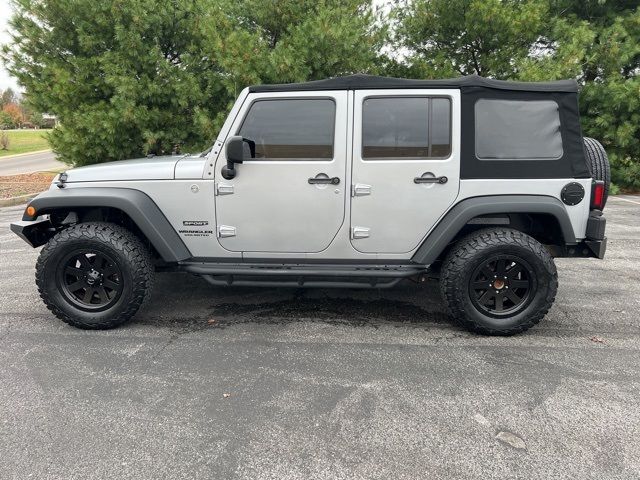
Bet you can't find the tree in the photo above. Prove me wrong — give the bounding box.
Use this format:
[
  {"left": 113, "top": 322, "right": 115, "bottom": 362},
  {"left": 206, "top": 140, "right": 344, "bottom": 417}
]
[
  {"left": 217, "top": 0, "right": 386, "bottom": 82},
  {"left": 0, "top": 110, "right": 13, "bottom": 129},
  {"left": 201, "top": 0, "right": 386, "bottom": 126},
  {"left": 393, "top": 0, "right": 549, "bottom": 78},
  {"left": 2, "top": 0, "right": 385, "bottom": 166},
  {"left": 1, "top": 87, "right": 17, "bottom": 107},
  {"left": 2, "top": 0, "right": 230, "bottom": 165},
  {"left": 547, "top": 1, "right": 640, "bottom": 191},
  {"left": 2, "top": 103, "right": 23, "bottom": 127}
]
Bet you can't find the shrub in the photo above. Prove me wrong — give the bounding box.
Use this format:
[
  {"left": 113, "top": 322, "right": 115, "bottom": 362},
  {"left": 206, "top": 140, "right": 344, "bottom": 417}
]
[{"left": 0, "top": 131, "right": 9, "bottom": 150}]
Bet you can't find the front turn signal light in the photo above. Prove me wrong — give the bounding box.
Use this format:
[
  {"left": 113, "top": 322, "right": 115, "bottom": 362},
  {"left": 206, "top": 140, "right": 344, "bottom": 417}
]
[{"left": 26, "top": 205, "right": 36, "bottom": 217}]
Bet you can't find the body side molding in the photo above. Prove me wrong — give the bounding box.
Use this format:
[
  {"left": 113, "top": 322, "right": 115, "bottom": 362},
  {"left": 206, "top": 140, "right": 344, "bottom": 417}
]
[
  {"left": 24, "top": 187, "right": 191, "bottom": 262},
  {"left": 411, "top": 195, "right": 576, "bottom": 265}
]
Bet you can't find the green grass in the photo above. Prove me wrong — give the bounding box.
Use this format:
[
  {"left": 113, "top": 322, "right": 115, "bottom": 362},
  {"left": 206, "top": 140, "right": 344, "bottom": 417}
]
[{"left": 0, "top": 129, "right": 52, "bottom": 157}]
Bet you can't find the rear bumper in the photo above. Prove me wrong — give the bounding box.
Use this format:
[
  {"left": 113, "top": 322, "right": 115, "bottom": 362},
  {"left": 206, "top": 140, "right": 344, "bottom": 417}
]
[
  {"left": 559, "top": 238, "right": 606, "bottom": 259},
  {"left": 586, "top": 210, "right": 606, "bottom": 241},
  {"left": 10, "top": 218, "right": 55, "bottom": 248},
  {"left": 558, "top": 210, "right": 606, "bottom": 259},
  {"left": 583, "top": 210, "right": 607, "bottom": 258},
  {"left": 584, "top": 237, "right": 607, "bottom": 259}
]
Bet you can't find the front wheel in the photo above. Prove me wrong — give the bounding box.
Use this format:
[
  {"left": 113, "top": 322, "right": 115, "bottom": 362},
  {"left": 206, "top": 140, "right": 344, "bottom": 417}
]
[
  {"left": 440, "top": 228, "right": 558, "bottom": 335},
  {"left": 36, "top": 222, "right": 155, "bottom": 329}
]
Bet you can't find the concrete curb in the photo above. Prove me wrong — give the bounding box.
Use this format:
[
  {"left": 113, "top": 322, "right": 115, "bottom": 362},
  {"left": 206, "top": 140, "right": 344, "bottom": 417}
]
[
  {"left": 0, "top": 149, "right": 53, "bottom": 160},
  {"left": 0, "top": 193, "right": 36, "bottom": 208}
]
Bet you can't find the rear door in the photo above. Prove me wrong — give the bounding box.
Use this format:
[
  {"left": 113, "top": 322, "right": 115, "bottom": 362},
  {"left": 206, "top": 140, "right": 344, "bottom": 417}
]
[
  {"left": 350, "top": 89, "right": 461, "bottom": 253},
  {"left": 214, "top": 91, "right": 348, "bottom": 253}
]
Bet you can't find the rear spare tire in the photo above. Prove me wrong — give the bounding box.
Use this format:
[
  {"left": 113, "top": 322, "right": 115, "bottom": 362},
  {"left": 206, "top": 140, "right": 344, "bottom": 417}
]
[{"left": 583, "top": 137, "right": 611, "bottom": 208}]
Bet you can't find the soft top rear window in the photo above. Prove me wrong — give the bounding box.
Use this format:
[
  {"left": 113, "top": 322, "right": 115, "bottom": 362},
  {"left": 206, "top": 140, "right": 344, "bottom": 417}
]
[{"left": 475, "top": 99, "right": 563, "bottom": 160}]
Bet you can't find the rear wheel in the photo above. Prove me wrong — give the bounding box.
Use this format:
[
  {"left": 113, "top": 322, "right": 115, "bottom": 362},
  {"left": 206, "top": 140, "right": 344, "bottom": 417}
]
[
  {"left": 36, "top": 222, "right": 154, "bottom": 329},
  {"left": 583, "top": 137, "right": 611, "bottom": 208},
  {"left": 440, "top": 228, "right": 557, "bottom": 335}
]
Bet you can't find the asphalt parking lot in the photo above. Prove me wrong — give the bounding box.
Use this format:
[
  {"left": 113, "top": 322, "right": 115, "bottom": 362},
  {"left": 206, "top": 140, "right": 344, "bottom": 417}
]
[{"left": 1, "top": 197, "right": 639, "bottom": 480}]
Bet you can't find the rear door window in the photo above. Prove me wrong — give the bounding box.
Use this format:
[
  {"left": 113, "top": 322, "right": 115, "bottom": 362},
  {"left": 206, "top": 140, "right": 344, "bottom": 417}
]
[{"left": 362, "top": 97, "right": 451, "bottom": 159}]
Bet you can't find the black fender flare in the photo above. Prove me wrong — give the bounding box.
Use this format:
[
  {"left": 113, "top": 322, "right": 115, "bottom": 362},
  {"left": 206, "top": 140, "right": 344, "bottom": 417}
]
[
  {"left": 411, "top": 195, "right": 576, "bottom": 265},
  {"left": 23, "top": 187, "right": 191, "bottom": 262}
]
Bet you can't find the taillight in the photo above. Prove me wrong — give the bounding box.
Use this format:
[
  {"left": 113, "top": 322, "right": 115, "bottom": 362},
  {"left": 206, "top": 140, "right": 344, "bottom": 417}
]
[{"left": 591, "top": 181, "right": 605, "bottom": 210}]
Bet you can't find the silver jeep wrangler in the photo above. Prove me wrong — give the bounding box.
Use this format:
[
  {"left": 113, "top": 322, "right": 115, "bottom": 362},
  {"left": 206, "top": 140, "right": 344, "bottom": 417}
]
[{"left": 10, "top": 74, "right": 609, "bottom": 335}]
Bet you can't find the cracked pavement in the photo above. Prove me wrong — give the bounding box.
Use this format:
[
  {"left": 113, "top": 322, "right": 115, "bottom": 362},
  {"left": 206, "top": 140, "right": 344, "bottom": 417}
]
[{"left": 1, "top": 196, "right": 640, "bottom": 479}]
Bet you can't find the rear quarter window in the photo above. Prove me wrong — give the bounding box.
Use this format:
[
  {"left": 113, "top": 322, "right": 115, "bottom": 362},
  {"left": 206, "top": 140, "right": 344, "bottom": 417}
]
[{"left": 475, "top": 99, "right": 563, "bottom": 160}]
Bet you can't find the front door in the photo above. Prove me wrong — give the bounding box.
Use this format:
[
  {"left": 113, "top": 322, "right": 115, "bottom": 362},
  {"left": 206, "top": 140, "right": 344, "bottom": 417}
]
[
  {"left": 350, "top": 89, "right": 461, "bottom": 253},
  {"left": 215, "top": 91, "right": 348, "bottom": 253}
]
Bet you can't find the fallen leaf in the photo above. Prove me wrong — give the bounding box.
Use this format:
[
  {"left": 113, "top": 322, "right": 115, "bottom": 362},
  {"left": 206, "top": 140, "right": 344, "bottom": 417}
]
[
  {"left": 496, "top": 431, "right": 527, "bottom": 450},
  {"left": 207, "top": 318, "right": 217, "bottom": 325},
  {"left": 473, "top": 413, "right": 491, "bottom": 427},
  {"left": 223, "top": 393, "right": 231, "bottom": 398},
  {"left": 590, "top": 336, "right": 606, "bottom": 344}
]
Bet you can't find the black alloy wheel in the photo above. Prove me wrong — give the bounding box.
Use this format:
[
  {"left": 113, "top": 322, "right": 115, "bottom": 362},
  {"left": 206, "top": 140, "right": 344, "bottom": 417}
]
[
  {"left": 57, "top": 249, "right": 124, "bottom": 311},
  {"left": 439, "top": 228, "right": 558, "bottom": 335},
  {"left": 469, "top": 255, "right": 535, "bottom": 317},
  {"left": 37, "top": 222, "right": 154, "bottom": 329}
]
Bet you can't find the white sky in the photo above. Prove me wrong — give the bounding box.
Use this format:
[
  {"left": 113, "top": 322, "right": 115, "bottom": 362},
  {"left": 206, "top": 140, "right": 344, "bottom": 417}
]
[{"left": 0, "top": 0, "right": 19, "bottom": 91}]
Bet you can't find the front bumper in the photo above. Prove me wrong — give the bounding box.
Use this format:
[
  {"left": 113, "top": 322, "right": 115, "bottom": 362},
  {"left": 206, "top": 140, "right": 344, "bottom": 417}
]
[{"left": 10, "top": 218, "right": 55, "bottom": 248}]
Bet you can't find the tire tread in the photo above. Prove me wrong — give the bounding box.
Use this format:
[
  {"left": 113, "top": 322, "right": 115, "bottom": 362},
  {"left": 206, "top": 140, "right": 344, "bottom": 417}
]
[
  {"left": 440, "top": 228, "right": 558, "bottom": 335},
  {"left": 583, "top": 137, "right": 610, "bottom": 207},
  {"left": 35, "top": 222, "right": 154, "bottom": 329}
]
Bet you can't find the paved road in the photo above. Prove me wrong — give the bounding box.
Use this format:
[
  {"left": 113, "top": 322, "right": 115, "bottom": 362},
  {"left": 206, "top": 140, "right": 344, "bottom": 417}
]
[
  {"left": 1, "top": 197, "right": 639, "bottom": 479},
  {"left": 0, "top": 150, "right": 66, "bottom": 176}
]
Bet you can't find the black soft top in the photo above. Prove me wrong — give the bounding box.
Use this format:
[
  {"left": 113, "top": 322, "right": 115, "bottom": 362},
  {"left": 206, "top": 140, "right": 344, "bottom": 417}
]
[{"left": 249, "top": 74, "right": 578, "bottom": 93}]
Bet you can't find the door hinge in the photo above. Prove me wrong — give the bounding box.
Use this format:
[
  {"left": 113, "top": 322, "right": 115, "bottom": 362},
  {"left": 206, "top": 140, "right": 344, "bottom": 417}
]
[
  {"left": 351, "top": 183, "right": 372, "bottom": 197},
  {"left": 215, "top": 183, "right": 234, "bottom": 196},
  {"left": 217, "top": 225, "right": 236, "bottom": 238},
  {"left": 351, "top": 226, "right": 370, "bottom": 239}
]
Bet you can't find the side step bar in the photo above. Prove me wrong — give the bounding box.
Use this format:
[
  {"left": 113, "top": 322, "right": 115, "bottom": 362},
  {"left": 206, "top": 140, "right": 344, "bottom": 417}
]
[
  {"left": 180, "top": 263, "right": 427, "bottom": 289},
  {"left": 200, "top": 275, "right": 404, "bottom": 289}
]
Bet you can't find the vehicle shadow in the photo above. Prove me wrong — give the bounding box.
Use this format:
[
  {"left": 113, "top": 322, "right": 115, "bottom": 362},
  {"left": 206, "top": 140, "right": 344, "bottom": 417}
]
[{"left": 137, "top": 272, "right": 455, "bottom": 332}]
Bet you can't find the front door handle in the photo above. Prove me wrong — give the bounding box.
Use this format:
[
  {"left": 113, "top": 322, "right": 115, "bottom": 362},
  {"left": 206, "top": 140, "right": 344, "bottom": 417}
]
[
  {"left": 308, "top": 175, "right": 340, "bottom": 185},
  {"left": 414, "top": 175, "right": 448, "bottom": 184}
]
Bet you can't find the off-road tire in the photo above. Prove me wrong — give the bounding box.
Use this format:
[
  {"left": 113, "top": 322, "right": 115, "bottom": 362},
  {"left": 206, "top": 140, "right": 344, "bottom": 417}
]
[
  {"left": 36, "top": 222, "right": 154, "bottom": 329},
  {"left": 583, "top": 137, "right": 610, "bottom": 208},
  {"left": 440, "top": 228, "right": 557, "bottom": 335}
]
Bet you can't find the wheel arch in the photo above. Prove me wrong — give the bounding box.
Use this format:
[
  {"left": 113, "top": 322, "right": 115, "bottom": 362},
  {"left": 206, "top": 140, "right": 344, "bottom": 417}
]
[
  {"left": 412, "top": 195, "right": 576, "bottom": 265},
  {"left": 23, "top": 187, "right": 191, "bottom": 263}
]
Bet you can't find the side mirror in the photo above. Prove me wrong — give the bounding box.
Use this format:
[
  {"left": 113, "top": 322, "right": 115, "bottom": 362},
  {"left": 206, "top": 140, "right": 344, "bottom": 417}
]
[{"left": 222, "top": 136, "right": 255, "bottom": 180}]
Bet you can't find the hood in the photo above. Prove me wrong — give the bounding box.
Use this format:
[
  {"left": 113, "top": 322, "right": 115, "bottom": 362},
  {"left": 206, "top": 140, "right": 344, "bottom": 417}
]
[{"left": 62, "top": 155, "right": 185, "bottom": 182}]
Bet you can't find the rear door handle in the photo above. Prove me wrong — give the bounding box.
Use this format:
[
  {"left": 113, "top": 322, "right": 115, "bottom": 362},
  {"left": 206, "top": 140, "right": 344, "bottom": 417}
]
[
  {"left": 308, "top": 176, "right": 340, "bottom": 185},
  {"left": 414, "top": 175, "right": 448, "bottom": 184}
]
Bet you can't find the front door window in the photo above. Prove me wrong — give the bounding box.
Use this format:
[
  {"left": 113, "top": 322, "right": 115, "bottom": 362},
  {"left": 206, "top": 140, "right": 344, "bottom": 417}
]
[{"left": 238, "top": 99, "right": 336, "bottom": 160}]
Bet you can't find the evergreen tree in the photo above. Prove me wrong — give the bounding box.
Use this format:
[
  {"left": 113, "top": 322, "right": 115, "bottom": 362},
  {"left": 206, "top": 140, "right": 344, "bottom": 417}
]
[
  {"left": 1, "top": 0, "right": 384, "bottom": 166},
  {"left": 549, "top": 1, "right": 640, "bottom": 190}
]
